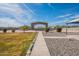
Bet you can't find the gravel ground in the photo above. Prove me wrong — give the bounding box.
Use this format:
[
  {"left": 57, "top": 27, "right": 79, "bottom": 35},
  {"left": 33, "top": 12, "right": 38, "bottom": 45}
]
[
  {"left": 45, "top": 38, "right": 79, "bottom": 56},
  {"left": 67, "top": 32, "right": 79, "bottom": 35},
  {"left": 43, "top": 32, "right": 66, "bottom": 37},
  {"left": 43, "top": 32, "right": 79, "bottom": 37}
]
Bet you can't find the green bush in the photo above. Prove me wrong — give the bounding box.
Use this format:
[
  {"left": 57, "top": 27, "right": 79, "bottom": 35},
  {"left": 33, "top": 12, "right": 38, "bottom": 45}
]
[{"left": 20, "top": 25, "right": 29, "bottom": 32}]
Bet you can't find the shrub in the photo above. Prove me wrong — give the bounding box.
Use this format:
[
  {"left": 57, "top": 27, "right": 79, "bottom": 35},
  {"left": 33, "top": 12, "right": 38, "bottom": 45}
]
[
  {"left": 45, "top": 27, "right": 50, "bottom": 33},
  {"left": 3, "top": 29, "right": 7, "bottom": 33},
  {"left": 55, "top": 25, "right": 62, "bottom": 32},
  {"left": 20, "top": 25, "right": 29, "bottom": 32},
  {"left": 12, "top": 29, "right": 15, "bottom": 33}
]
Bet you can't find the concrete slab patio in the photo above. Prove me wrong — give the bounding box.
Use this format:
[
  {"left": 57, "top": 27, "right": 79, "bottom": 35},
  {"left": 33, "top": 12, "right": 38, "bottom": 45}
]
[{"left": 30, "top": 31, "right": 50, "bottom": 56}]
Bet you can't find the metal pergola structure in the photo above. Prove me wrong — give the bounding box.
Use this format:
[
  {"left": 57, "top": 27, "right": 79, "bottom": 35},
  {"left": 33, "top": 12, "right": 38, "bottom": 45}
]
[
  {"left": 31, "top": 22, "right": 48, "bottom": 30},
  {"left": 66, "top": 19, "right": 79, "bottom": 35}
]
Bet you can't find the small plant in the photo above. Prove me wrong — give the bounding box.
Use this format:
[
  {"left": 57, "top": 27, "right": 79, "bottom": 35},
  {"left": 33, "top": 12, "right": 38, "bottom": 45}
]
[
  {"left": 12, "top": 29, "right": 15, "bottom": 33},
  {"left": 20, "top": 25, "right": 29, "bottom": 33},
  {"left": 55, "top": 25, "right": 62, "bottom": 32},
  {"left": 45, "top": 27, "right": 50, "bottom": 33},
  {"left": 3, "top": 29, "right": 7, "bottom": 33}
]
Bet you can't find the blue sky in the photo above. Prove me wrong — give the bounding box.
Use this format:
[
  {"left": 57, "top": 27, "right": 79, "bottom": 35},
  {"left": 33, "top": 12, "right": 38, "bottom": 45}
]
[{"left": 0, "top": 3, "right": 79, "bottom": 27}]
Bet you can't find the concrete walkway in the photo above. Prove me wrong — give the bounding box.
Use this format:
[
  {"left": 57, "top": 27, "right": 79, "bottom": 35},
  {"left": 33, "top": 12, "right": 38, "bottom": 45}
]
[{"left": 30, "top": 31, "right": 50, "bottom": 56}]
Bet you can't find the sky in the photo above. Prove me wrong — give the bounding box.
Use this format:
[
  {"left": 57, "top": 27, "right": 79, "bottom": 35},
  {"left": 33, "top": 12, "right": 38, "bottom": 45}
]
[{"left": 0, "top": 3, "right": 79, "bottom": 27}]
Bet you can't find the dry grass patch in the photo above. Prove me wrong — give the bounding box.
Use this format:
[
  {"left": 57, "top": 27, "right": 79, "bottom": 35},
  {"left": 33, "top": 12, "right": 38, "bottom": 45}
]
[{"left": 0, "top": 32, "right": 36, "bottom": 56}]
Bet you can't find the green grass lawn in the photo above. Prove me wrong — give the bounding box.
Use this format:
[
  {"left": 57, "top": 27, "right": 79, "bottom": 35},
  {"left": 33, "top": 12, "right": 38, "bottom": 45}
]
[{"left": 0, "top": 32, "right": 36, "bottom": 56}]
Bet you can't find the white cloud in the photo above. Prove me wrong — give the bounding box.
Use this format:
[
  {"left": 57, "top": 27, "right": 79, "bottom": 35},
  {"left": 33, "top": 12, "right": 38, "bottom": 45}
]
[
  {"left": 69, "top": 18, "right": 79, "bottom": 23},
  {"left": 52, "top": 14, "right": 79, "bottom": 25},
  {"left": 0, "top": 18, "right": 22, "bottom": 27},
  {"left": 52, "top": 20, "right": 65, "bottom": 24},
  {"left": 34, "top": 3, "right": 43, "bottom": 5},
  {"left": 57, "top": 14, "right": 72, "bottom": 18},
  {"left": 69, "top": 15, "right": 79, "bottom": 19},
  {"left": 21, "top": 4, "right": 36, "bottom": 15},
  {"left": 48, "top": 3, "right": 54, "bottom": 9},
  {"left": 0, "top": 3, "right": 34, "bottom": 27}
]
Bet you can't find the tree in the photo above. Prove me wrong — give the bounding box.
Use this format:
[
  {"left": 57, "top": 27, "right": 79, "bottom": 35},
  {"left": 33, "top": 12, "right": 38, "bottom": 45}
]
[
  {"left": 3, "top": 29, "right": 7, "bottom": 33},
  {"left": 12, "top": 29, "right": 15, "bottom": 33},
  {"left": 55, "top": 25, "right": 62, "bottom": 32},
  {"left": 20, "top": 25, "right": 29, "bottom": 32}
]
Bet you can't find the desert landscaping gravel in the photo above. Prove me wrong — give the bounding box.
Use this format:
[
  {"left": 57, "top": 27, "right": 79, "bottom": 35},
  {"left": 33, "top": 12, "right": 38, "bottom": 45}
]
[
  {"left": 43, "top": 32, "right": 79, "bottom": 37},
  {"left": 45, "top": 38, "right": 79, "bottom": 56},
  {"left": 43, "top": 32, "right": 66, "bottom": 37}
]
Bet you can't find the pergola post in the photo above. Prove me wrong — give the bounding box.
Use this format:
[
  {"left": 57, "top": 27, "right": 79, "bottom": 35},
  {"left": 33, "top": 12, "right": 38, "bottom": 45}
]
[
  {"left": 46, "top": 24, "right": 48, "bottom": 28},
  {"left": 66, "top": 23, "right": 68, "bottom": 35},
  {"left": 31, "top": 23, "right": 34, "bottom": 30}
]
